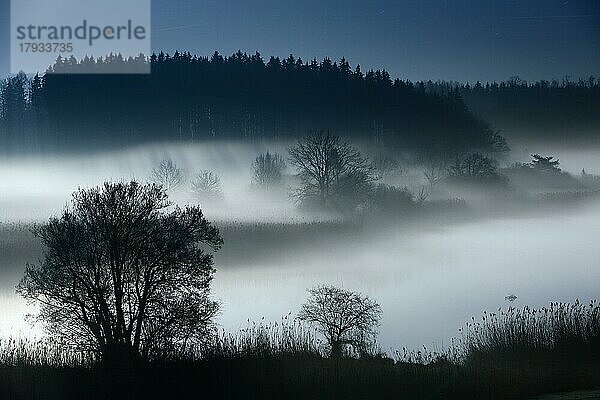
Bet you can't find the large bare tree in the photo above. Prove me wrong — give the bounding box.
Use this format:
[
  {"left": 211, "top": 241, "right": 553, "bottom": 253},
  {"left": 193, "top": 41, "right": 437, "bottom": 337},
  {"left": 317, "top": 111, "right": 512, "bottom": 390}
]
[
  {"left": 288, "top": 132, "right": 376, "bottom": 208},
  {"left": 17, "top": 181, "right": 222, "bottom": 362},
  {"left": 298, "top": 285, "right": 382, "bottom": 358}
]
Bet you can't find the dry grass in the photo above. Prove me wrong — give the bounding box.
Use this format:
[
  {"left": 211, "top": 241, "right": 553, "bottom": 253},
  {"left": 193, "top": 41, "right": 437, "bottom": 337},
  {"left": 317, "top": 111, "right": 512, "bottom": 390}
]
[{"left": 1, "top": 301, "right": 599, "bottom": 399}]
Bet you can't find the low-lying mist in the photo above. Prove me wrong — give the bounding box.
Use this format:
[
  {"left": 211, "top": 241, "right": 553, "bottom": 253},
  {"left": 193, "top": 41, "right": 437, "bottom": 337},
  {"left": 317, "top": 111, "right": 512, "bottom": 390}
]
[
  {"left": 1, "top": 139, "right": 599, "bottom": 221},
  {"left": 211, "top": 201, "right": 600, "bottom": 350},
  {"left": 0, "top": 141, "right": 308, "bottom": 223},
  {"left": 1, "top": 140, "right": 600, "bottom": 351}
]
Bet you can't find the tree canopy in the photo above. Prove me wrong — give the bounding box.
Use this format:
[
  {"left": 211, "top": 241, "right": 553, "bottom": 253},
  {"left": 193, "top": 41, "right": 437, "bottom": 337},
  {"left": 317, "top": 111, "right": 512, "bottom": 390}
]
[
  {"left": 298, "top": 285, "right": 382, "bottom": 358},
  {"left": 17, "top": 181, "right": 222, "bottom": 362},
  {"left": 151, "top": 159, "right": 185, "bottom": 191},
  {"left": 1, "top": 51, "right": 505, "bottom": 155},
  {"left": 420, "top": 76, "right": 600, "bottom": 142},
  {"left": 289, "top": 132, "right": 377, "bottom": 209},
  {"left": 529, "top": 154, "right": 561, "bottom": 173},
  {"left": 252, "top": 151, "right": 286, "bottom": 189}
]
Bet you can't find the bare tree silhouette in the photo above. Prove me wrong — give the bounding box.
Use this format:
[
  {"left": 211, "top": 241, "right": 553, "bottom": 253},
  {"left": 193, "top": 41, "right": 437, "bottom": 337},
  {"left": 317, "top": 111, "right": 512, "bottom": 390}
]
[
  {"left": 289, "top": 132, "right": 377, "bottom": 209},
  {"left": 298, "top": 285, "right": 382, "bottom": 358},
  {"left": 373, "top": 155, "right": 403, "bottom": 182},
  {"left": 151, "top": 159, "right": 185, "bottom": 191},
  {"left": 191, "top": 170, "right": 223, "bottom": 200},
  {"left": 17, "top": 181, "right": 222, "bottom": 363},
  {"left": 449, "top": 153, "right": 499, "bottom": 178},
  {"left": 423, "top": 164, "right": 445, "bottom": 188},
  {"left": 252, "top": 152, "right": 286, "bottom": 189}
]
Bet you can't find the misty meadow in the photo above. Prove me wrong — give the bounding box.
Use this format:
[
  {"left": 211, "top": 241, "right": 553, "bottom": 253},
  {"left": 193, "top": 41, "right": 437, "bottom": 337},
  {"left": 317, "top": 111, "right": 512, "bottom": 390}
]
[{"left": 1, "top": 39, "right": 600, "bottom": 400}]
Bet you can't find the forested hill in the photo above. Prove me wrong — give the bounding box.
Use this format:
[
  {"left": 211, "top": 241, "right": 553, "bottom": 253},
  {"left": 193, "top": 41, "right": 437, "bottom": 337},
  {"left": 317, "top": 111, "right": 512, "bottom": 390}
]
[
  {"left": 0, "top": 51, "right": 504, "bottom": 154},
  {"left": 421, "top": 77, "right": 600, "bottom": 143}
]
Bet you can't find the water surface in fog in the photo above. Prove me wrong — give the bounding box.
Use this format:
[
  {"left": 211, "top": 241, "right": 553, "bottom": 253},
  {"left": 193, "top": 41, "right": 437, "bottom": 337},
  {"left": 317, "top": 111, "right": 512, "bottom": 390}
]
[
  {"left": 0, "top": 142, "right": 599, "bottom": 351},
  {"left": 212, "top": 203, "right": 600, "bottom": 350}
]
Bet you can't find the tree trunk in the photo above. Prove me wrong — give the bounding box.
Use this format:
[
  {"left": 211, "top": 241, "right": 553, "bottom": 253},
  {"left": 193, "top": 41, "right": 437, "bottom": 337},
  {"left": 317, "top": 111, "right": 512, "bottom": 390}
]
[
  {"left": 330, "top": 340, "right": 343, "bottom": 359},
  {"left": 101, "top": 342, "right": 140, "bottom": 369}
]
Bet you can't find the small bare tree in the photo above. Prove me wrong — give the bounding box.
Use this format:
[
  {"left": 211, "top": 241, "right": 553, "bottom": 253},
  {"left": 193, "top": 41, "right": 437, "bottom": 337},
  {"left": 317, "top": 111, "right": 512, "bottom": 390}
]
[
  {"left": 191, "top": 170, "right": 223, "bottom": 200},
  {"left": 151, "top": 159, "right": 185, "bottom": 191},
  {"left": 298, "top": 285, "right": 382, "bottom": 358},
  {"left": 415, "top": 185, "right": 430, "bottom": 204},
  {"left": 423, "top": 164, "right": 445, "bottom": 188}
]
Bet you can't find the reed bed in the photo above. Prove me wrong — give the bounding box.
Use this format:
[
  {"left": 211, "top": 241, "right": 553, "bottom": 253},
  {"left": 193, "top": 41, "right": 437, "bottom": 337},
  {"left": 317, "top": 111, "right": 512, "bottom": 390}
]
[
  {"left": 206, "top": 316, "right": 322, "bottom": 359},
  {"left": 1, "top": 301, "right": 599, "bottom": 400},
  {"left": 0, "top": 337, "right": 96, "bottom": 367},
  {"left": 461, "top": 300, "right": 600, "bottom": 360}
]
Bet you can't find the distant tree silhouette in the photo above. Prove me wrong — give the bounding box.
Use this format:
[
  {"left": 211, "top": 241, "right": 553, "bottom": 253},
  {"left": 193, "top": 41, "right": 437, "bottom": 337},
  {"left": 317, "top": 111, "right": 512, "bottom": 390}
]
[
  {"left": 298, "top": 285, "right": 382, "bottom": 358},
  {"left": 191, "top": 170, "right": 223, "bottom": 200},
  {"left": 489, "top": 129, "right": 510, "bottom": 153},
  {"left": 580, "top": 168, "right": 600, "bottom": 187},
  {"left": 289, "top": 132, "right": 377, "bottom": 209},
  {"left": 0, "top": 72, "right": 28, "bottom": 147},
  {"left": 0, "top": 51, "right": 518, "bottom": 155},
  {"left": 252, "top": 152, "right": 286, "bottom": 189},
  {"left": 423, "top": 164, "right": 446, "bottom": 188},
  {"left": 373, "top": 155, "right": 403, "bottom": 181},
  {"left": 423, "top": 76, "right": 600, "bottom": 142},
  {"left": 17, "top": 181, "right": 222, "bottom": 362},
  {"left": 5, "top": 58, "right": 600, "bottom": 153},
  {"left": 448, "top": 153, "right": 501, "bottom": 178},
  {"left": 529, "top": 154, "right": 561, "bottom": 173},
  {"left": 368, "top": 184, "right": 416, "bottom": 213},
  {"left": 151, "top": 159, "right": 185, "bottom": 191}
]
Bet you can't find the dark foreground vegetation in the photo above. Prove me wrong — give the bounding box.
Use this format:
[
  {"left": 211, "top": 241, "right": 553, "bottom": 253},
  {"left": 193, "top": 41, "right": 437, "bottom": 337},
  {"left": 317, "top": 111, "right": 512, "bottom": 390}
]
[{"left": 1, "top": 300, "right": 598, "bottom": 400}]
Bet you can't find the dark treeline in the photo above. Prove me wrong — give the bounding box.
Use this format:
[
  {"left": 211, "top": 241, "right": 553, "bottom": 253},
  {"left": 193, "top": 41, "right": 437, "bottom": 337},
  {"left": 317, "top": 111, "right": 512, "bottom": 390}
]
[
  {"left": 0, "top": 51, "right": 500, "bottom": 154},
  {"left": 421, "top": 76, "right": 600, "bottom": 141}
]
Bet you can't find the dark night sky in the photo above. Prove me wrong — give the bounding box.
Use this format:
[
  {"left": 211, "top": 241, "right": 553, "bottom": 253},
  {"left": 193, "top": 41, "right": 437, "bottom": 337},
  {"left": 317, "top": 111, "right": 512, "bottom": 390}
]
[{"left": 1, "top": 0, "right": 598, "bottom": 82}]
